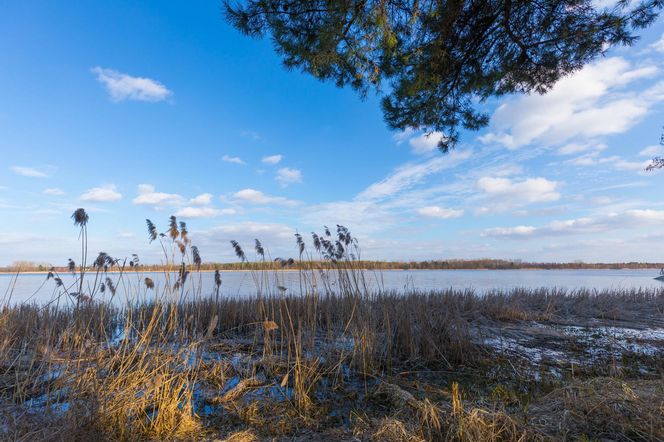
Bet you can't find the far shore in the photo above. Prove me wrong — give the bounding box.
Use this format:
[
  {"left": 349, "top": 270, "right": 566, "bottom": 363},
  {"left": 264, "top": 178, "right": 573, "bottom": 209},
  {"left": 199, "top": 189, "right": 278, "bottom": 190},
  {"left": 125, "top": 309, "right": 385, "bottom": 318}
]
[{"left": 2, "top": 266, "right": 664, "bottom": 276}]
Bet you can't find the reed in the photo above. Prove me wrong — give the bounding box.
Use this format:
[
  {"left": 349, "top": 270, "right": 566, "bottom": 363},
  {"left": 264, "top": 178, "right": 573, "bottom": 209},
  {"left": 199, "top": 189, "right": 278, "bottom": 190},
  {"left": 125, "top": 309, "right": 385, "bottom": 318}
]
[{"left": 0, "top": 210, "right": 662, "bottom": 441}]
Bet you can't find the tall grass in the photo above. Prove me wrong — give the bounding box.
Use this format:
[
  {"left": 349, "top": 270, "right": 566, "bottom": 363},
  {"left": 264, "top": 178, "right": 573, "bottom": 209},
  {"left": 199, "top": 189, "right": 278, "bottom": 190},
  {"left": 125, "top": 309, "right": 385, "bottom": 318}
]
[{"left": 1, "top": 209, "right": 663, "bottom": 441}]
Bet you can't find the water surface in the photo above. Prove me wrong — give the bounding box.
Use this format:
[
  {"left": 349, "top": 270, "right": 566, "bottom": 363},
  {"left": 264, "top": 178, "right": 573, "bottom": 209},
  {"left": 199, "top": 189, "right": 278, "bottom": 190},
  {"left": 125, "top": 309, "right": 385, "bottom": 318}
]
[{"left": 2, "top": 268, "right": 663, "bottom": 305}]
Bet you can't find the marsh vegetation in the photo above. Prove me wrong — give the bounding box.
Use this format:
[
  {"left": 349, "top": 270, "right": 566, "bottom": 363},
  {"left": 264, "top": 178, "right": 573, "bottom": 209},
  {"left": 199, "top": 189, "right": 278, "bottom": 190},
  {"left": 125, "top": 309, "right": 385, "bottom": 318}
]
[{"left": 1, "top": 210, "right": 662, "bottom": 441}]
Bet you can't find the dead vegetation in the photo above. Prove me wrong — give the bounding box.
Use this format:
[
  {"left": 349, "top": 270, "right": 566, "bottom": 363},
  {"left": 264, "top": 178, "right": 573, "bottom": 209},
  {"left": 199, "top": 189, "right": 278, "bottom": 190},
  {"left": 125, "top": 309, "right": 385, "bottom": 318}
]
[{"left": 0, "top": 211, "right": 662, "bottom": 441}]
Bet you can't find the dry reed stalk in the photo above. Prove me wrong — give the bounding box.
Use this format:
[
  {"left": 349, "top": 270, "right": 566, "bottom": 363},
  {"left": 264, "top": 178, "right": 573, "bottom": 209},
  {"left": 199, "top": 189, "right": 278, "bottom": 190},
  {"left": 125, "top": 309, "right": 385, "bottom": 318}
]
[{"left": 214, "top": 377, "right": 264, "bottom": 403}]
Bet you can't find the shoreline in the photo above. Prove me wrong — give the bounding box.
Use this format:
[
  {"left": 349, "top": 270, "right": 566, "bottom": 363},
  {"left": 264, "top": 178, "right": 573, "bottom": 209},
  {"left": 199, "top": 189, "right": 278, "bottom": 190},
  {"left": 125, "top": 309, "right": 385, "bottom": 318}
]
[{"left": 2, "top": 266, "right": 664, "bottom": 276}]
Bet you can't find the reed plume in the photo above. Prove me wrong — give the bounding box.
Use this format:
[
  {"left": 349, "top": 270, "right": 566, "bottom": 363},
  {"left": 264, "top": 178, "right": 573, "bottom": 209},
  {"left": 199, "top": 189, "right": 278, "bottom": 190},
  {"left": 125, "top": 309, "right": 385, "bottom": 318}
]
[{"left": 146, "top": 219, "right": 158, "bottom": 243}]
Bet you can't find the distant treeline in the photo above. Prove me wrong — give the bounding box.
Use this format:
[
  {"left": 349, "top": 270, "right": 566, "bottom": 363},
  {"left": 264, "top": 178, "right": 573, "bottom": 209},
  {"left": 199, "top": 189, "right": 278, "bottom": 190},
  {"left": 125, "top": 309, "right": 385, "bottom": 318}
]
[{"left": 4, "top": 259, "right": 664, "bottom": 273}]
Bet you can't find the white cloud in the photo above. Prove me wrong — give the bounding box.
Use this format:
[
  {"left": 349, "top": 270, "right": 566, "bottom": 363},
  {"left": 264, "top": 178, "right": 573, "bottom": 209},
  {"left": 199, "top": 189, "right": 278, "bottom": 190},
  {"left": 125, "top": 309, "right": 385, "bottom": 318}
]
[
  {"left": 194, "top": 222, "right": 296, "bottom": 258},
  {"left": 222, "top": 155, "right": 246, "bottom": 165},
  {"left": 189, "top": 193, "right": 213, "bottom": 205},
  {"left": 43, "top": 188, "right": 65, "bottom": 196},
  {"left": 80, "top": 184, "right": 122, "bottom": 202},
  {"left": 240, "top": 130, "right": 262, "bottom": 141},
  {"left": 476, "top": 177, "right": 560, "bottom": 204},
  {"left": 611, "top": 157, "right": 652, "bottom": 172},
  {"left": 484, "top": 209, "right": 664, "bottom": 239},
  {"left": 650, "top": 32, "right": 664, "bottom": 53},
  {"left": 132, "top": 184, "right": 185, "bottom": 207},
  {"left": 11, "top": 166, "right": 48, "bottom": 178},
  {"left": 480, "top": 57, "right": 660, "bottom": 149},
  {"left": 358, "top": 149, "right": 472, "bottom": 200},
  {"left": 484, "top": 225, "right": 538, "bottom": 238},
  {"left": 232, "top": 188, "right": 300, "bottom": 207},
  {"left": 91, "top": 67, "right": 171, "bottom": 102},
  {"left": 262, "top": 154, "right": 283, "bottom": 165},
  {"left": 175, "top": 206, "right": 236, "bottom": 218},
  {"left": 639, "top": 145, "right": 664, "bottom": 157},
  {"left": 393, "top": 127, "right": 415, "bottom": 145},
  {"left": 565, "top": 153, "right": 652, "bottom": 172},
  {"left": 408, "top": 132, "right": 447, "bottom": 154},
  {"left": 304, "top": 200, "right": 394, "bottom": 235},
  {"left": 557, "top": 142, "right": 606, "bottom": 156},
  {"left": 416, "top": 206, "right": 464, "bottom": 219},
  {"left": 591, "top": 196, "right": 613, "bottom": 205},
  {"left": 275, "top": 167, "right": 302, "bottom": 187}
]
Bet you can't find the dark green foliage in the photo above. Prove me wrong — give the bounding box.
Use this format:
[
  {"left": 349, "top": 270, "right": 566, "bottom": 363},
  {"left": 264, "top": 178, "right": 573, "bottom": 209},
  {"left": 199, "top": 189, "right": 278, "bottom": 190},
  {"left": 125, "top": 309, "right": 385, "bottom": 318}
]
[{"left": 225, "top": 0, "right": 662, "bottom": 150}]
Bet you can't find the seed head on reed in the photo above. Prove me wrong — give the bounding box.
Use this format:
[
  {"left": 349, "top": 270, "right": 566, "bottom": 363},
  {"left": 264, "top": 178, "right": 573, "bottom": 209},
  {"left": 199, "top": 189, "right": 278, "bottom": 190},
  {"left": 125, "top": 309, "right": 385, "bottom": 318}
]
[
  {"left": 214, "top": 269, "right": 222, "bottom": 289},
  {"left": 93, "top": 252, "right": 109, "bottom": 270},
  {"left": 295, "top": 233, "right": 305, "bottom": 256},
  {"left": 168, "top": 216, "right": 179, "bottom": 240},
  {"left": 192, "top": 246, "right": 202, "bottom": 269},
  {"left": 274, "top": 257, "right": 295, "bottom": 267},
  {"left": 71, "top": 208, "right": 89, "bottom": 226},
  {"left": 179, "top": 221, "right": 189, "bottom": 242},
  {"left": 67, "top": 258, "right": 76, "bottom": 274},
  {"left": 146, "top": 219, "right": 158, "bottom": 243},
  {"left": 145, "top": 277, "right": 155, "bottom": 289},
  {"left": 335, "top": 241, "right": 345, "bottom": 259},
  {"left": 176, "top": 240, "right": 186, "bottom": 255},
  {"left": 336, "top": 224, "right": 352, "bottom": 246},
  {"left": 311, "top": 233, "right": 321, "bottom": 252},
  {"left": 254, "top": 239, "right": 264, "bottom": 259},
  {"left": 105, "top": 277, "right": 116, "bottom": 295},
  {"left": 178, "top": 263, "right": 189, "bottom": 286},
  {"left": 230, "top": 240, "right": 246, "bottom": 262}
]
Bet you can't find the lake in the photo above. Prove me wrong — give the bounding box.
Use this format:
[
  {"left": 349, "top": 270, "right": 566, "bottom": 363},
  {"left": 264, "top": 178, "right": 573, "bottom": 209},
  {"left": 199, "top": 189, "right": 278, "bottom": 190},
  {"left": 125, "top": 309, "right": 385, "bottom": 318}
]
[{"left": 2, "top": 268, "right": 664, "bottom": 305}]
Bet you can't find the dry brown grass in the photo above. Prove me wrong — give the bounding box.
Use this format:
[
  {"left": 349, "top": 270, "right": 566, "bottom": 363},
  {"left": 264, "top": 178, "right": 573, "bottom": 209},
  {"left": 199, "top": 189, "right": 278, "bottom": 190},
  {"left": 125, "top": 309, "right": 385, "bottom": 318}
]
[
  {"left": 529, "top": 377, "right": 664, "bottom": 440},
  {"left": 1, "top": 213, "right": 663, "bottom": 441}
]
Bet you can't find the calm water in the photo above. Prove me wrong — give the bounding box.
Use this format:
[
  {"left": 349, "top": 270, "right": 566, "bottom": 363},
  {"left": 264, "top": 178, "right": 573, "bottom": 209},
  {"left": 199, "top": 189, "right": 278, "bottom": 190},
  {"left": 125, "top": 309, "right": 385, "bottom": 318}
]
[{"left": 2, "top": 269, "right": 664, "bottom": 305}]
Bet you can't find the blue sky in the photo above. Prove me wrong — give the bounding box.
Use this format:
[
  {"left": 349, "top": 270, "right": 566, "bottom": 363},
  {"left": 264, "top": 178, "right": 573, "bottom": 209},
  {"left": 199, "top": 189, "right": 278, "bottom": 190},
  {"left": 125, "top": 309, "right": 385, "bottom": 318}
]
[{"left": 1, "top": 1, "right": 664, "bottom": 265}]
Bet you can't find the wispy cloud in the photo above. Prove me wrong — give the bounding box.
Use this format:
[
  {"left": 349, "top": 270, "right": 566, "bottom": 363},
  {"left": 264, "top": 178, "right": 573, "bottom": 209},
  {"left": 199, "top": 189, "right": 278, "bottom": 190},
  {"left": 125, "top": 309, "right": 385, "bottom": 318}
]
[
  {"left": 565, "top": 153, "right": 652, "bottom": 173},
  {"left": 11, "top": 166, "right": 48, "bottom": 178},
  {"left": 261, "top": 154, "right": 283, "bottom": 165},
  {"left": 556, "top": 142, "right": 607, "bottom": 156},
  {"left": 275, "top": 167, "right": 302, "bottom": 187},
  {"left": 232, "top": 188, "right": 300, "bottom": 207},
  {"left": 194, "top": 222, "right": 295, "bottom": 258},
  {"left": 92, "top": 67, "right": 172, "bottom": 102},
  {"left": 392, "top": 127, "right": 415, "bottom": 145},
  {"left": 175, "top": 206, "right": 236, "bottom": 218},
  {"left": 80, "top": 184, "right": 122, "bottom": 202},
  {"left": 304, "top": 200, "right": 393, "bottom": 235},
  {"left": 222, "top": 155, "right": 246, "bottom": 165},
  {"left": 132, "top": 184, "right": 185, "bottom": 207},
  {"left": 241, "top": 130, "right": 262, "bottom": 141},
  {"left": 43, "top": 188, "right": 65, "bottom": 196},
  {"left": 416, "top": 206, "right": 464, "bottom": 219},
  {"left": 484, "top": 209, "right": 664, "bottom": 239},
  {"left": 357, "top": 149, "right": 472, "bottom": 201},
  {"left": 650, "top": 32, "right": 664, "bottom": 53},
  {"left": 639, "top": 145, "right": 664, "bottom": 157}
]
